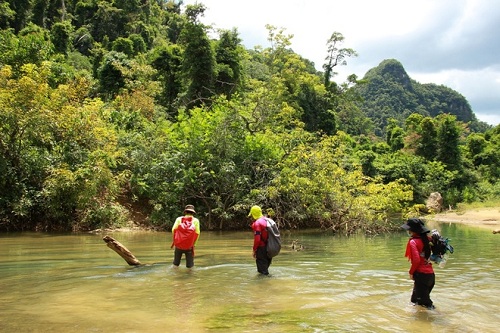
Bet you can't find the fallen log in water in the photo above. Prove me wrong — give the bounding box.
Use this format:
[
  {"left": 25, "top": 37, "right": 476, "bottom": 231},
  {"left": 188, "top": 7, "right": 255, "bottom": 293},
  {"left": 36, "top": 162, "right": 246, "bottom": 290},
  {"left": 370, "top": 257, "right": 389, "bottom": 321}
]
[{"left": 103, "top": 235, "right": 142, "bottom": 266}]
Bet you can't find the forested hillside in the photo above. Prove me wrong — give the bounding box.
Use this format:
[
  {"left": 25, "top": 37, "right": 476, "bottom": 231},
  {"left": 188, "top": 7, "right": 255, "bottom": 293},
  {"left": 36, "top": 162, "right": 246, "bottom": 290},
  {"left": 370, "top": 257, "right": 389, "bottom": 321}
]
[
  {"left": 0, "top": 0, "right": 498, "bottom": 233},
  {"left": 354, "top": 59, "right": 490, "bottom": 136}
]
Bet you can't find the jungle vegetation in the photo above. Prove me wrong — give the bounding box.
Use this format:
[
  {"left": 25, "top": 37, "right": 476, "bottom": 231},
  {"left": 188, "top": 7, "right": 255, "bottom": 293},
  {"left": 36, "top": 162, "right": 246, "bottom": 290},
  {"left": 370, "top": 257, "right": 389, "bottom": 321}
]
[{"left": 0, "top": 0, "right": 498, "bottom": 234}]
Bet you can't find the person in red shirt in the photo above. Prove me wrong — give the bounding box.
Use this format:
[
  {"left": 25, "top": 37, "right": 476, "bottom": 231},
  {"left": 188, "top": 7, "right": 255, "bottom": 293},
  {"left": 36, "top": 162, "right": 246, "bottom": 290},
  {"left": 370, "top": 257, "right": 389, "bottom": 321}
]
[
  {"left": 171, "top": 205, "right": 200, "bottom": 268},
  {"left": 401, "top": 218, "right": 435, "bottom": 309},
  {"left": 248, "top": 205, "right": 271, "bottom": 275}
]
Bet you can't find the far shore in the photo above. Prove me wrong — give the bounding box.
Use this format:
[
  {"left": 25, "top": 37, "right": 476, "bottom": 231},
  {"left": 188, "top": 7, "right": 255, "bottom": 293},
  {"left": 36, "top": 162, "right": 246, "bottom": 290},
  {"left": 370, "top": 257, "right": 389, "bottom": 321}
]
[
  {"left": 426, "top": 207, "right": 500, "bottom": 232},
  {"left": 95, "top": 207, "right": 500, "bottom": 234}
]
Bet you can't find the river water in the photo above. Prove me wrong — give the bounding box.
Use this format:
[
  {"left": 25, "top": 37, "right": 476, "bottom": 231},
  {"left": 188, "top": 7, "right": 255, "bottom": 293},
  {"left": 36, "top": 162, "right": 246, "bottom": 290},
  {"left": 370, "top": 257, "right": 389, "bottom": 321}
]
[{"left": 0, "top": 221, "right": 498, "bottom": 333}]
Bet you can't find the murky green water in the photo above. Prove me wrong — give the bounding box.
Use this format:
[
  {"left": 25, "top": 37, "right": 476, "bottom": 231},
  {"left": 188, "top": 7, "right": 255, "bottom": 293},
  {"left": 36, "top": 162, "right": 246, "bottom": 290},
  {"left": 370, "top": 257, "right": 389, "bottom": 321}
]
[{"left": 0, "top": 221, "right": 499, "bottom": 333}]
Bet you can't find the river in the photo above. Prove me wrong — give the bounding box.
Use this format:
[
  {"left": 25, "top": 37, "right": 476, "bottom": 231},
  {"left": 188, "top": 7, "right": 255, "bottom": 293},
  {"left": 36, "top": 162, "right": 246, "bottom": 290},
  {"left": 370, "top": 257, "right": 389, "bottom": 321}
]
[{"left": 0, "top": 221, "right": 498, "bottom": 332}]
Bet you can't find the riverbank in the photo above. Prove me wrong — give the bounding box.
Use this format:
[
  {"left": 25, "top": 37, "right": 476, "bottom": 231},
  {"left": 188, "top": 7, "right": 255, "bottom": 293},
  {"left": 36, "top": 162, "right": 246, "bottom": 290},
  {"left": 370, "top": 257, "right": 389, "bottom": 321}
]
[
  {"left": 427, "top": 207, "right": 500, "bottom": 232},
  {"left": 95, "top": 207, "right": 500, "bottom": 234}
]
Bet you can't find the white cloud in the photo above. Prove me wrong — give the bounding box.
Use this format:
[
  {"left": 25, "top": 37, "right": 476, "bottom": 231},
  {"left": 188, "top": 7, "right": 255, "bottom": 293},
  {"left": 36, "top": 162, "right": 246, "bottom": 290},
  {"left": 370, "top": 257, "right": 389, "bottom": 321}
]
[{"left": 185, "top": 0, "right": 500, "bottom": 126}]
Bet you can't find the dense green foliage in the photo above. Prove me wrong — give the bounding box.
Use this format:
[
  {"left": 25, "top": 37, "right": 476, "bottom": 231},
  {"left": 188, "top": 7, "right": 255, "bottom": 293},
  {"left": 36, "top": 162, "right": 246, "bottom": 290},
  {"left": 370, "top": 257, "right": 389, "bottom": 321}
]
[
  {"left": 355, "top": 59, "right": 490, "bottom": 136},
  {"left": 0, "top": 1, "right": 498, "bottom": 233}
]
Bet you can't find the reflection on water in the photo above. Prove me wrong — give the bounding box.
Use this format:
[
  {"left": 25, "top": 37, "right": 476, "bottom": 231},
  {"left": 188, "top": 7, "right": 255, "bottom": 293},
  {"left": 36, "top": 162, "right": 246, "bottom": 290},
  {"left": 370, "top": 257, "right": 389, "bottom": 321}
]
[{"left": 0, "top": 224, "right": 499, "bottom": 332}]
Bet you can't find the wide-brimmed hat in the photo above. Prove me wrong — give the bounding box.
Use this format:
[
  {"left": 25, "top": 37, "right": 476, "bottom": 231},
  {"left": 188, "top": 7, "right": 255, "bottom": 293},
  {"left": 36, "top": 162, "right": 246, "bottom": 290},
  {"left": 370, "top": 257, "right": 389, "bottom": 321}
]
[
  {"left": 401, "top": 218, "right": 430, "bottom": 234},
  {"left": 184, "top": 204, "right": 196, "bottom": 214}
]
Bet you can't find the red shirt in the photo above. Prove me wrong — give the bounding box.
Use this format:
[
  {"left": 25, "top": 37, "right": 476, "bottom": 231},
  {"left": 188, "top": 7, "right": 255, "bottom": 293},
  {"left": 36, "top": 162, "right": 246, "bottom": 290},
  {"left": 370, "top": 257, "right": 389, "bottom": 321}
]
[
  {"left": 252, "top": 217, "right": 268, "bottom": 251},
  {"left": 405, "top": 236, "right": 434, "bottom": 275}
]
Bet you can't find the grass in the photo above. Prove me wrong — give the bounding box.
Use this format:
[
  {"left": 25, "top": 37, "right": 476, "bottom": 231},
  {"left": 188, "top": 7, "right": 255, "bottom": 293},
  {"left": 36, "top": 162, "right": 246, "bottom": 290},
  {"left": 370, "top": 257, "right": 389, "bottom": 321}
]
[{"left": 456, "top": 199, "right": 500, "bottom": 212}]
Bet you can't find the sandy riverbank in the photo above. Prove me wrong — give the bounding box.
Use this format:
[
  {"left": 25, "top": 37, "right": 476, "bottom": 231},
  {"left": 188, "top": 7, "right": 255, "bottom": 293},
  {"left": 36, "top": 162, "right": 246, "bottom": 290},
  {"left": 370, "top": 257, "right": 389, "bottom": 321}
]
[{"left": 427, "top": 207, "right": 500, "bottom": 232}]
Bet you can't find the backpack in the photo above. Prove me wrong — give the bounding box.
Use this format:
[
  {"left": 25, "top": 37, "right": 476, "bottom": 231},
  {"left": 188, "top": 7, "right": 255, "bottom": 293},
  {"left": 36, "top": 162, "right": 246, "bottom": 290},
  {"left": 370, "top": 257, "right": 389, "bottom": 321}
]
[
  {"left": 173, "top": 216, "right": 198, "bottom": 250},
  {"left": 265, "top": 217, "right": 281, "bottom": 258},
  {"left": 429, "top": 229, "right": 454, "bottom": 264}
]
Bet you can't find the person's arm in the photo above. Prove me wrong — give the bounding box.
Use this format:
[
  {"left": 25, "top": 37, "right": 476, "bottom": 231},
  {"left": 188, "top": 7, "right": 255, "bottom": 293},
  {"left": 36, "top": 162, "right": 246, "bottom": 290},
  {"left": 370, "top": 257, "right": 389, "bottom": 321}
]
[
  {"left": 408, "top": 239, "right": 421, "bottom": 276},
  {"left": 194, "top": 218, "right": 200, "bottom": 246},
  {"left": 252, "top": 220, "right": 263, "bottom": 252},
  {"left": 253, "top": 232, "right": 261, "bottom": 251}
]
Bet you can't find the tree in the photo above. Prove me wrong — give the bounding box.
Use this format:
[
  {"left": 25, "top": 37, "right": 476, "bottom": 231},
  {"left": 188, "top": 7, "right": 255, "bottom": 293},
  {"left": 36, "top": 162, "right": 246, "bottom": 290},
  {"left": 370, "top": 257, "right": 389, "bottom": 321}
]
[
  {"left": 178, "top": 13, "right": 215, "bottom": 108},
  {"left": 323, "top": 32, "right": 357, "bottom": 89},
  {"left": 0, "top": 24, "right": 54, "bottom": 73},
  {"left": 357, "top": 149, "right": 377, "bottom": 177},
  {"left": 129, "top": 33, "right": 147, "bottom": 55},
  {"left": 389, "top": 126, "right": 405, "bottom": 151},
  {"left": 114, "top": 0, "right": 141, "bottom": 16},
  {"left": 4, "top": 0, "right": 31, "bottom": 32},
  {"left": 74, "top": 0, "right": 98, "bottom": 28},
  {"left": 50, "top": 21, "right": 73, "bottom": 55},
  {"left": 386, "top": 118, "right": 404, "bottom": 151},
  {"left": 416, "top": 117, "right": 438, "bottom": 160},
  {"left": 466, "top": 131, "right": 499, "bottom": 183},
  {"left": 112, "top": 37, "right": 134, "bottom": 56},
  {"left": 0, "top": 1, "right": 16, "bottom": 29},
  {"left": 268, "top": 134, "right": 413, "bottom": 233},
  {"left": 466, "top": 133, "right": 486, "bottom": 161},
  {"left": 164, "top": 0, "right": 185, "bottom": 44},
  {"left": 91, "top": 1, "right": 124, "bottom": 43},
  {"left": 337, "top": 103, "right": 373, "bottom": 136},
  {"left": 214, "top": 28, "right": 244, "bottom": 98},
  {"left": 72, "top": 26, "right": 94, "bottom": 56},
  {"left": 436, "top": 114, "right": 462, "bottom": 170},
  {"left": 97, "top": 51, "right": 129, "bottom": 99},
  {"left": 297, "top": 82, "right": 336, "bottom": 135},
  {"left": 184, "top": 2, "right": 206, "bottom": 24},
  {"left": 151, "top": 44, "right": 183, "bottom": 116},
  {"left": 32, "top": 0, "right": 49, "bottom": 28},
  {"left": 0, "top": 62, "right": 126, "bottom": 230}
]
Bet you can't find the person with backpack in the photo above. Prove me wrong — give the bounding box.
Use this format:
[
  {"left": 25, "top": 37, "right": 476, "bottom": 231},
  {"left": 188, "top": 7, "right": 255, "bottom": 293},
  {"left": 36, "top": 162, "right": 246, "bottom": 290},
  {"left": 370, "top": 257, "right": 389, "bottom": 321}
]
[
  {"left": 401, "top": 218, "right": 435, "bottom": 309},
  {"left": 171, "top": 205, "right": 200, "bottom": 268},
  {"left": 248, "top": 205, "right": 273, "bottom": 275}
]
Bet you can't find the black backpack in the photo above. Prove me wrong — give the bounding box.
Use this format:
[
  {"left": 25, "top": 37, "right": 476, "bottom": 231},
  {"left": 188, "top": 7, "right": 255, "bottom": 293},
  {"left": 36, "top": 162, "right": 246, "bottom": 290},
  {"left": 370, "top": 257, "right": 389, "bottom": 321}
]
[
  {"left": 430, "top": 229, "right": 454, "bottom": 262},
  {"left": 265, "top": 217, "right": 281, "bottom": 258}
]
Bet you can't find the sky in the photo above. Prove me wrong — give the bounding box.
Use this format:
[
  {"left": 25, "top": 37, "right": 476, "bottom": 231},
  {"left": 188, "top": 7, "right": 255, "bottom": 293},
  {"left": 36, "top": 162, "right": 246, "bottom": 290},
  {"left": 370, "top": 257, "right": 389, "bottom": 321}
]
[{"left": 184, "top": 0, "right": 500, "bottom": 126}]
